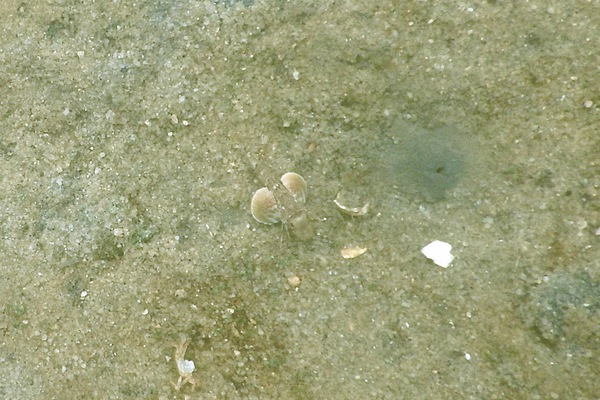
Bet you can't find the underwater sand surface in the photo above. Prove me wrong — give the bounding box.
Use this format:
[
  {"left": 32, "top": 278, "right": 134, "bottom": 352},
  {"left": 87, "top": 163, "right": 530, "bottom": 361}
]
[{"left": 1, "top": 1, "right": 599, "bottom": 398}]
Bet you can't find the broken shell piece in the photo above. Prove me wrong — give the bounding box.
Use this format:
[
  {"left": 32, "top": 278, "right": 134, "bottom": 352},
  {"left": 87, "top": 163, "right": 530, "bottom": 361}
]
[
  {"left": 341, "top": 245, "right": 367, "bottom": 259},
  {"left": 251, "top": 187, "right": 281, "bottom": 224},
  {"left": 280, "top": 172, "right": 307, "bottom": 203},
  {"left": 334, "top": 192, "right": 369, "bottom": 216},
  {"left": 421, "top": 240, "right": 454, "bottom": 268}
]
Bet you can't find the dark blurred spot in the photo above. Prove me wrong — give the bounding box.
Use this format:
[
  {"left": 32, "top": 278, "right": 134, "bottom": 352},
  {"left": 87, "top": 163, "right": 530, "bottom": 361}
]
[{"left": 379, "top": 122, "right": 472, "bottom": 202}]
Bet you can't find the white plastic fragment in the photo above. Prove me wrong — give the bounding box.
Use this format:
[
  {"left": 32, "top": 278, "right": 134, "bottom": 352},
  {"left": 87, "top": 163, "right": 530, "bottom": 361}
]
[{"left": 421, "top": 240, "right": 454, "bottom": 268}]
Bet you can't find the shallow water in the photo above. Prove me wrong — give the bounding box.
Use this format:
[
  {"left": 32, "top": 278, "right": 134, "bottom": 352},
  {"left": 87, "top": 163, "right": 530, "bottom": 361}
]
[{"left": 1, "top": 1, "right": 598, "bottom": 399}]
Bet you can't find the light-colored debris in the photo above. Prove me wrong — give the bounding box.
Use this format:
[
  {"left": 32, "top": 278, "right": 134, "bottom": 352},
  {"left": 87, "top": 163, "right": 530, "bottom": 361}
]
[
  {"left": 341, "top": 245, "right": 368, "bottom": 259},
  {"left": 421, "top": 240, "right": 454, "bottom": 268},
  {"left": 333, "top": 192, "right": 369, "bottom": 216},
  {"left": 287, "top": 275, "right": 301, "bottom": 287}
]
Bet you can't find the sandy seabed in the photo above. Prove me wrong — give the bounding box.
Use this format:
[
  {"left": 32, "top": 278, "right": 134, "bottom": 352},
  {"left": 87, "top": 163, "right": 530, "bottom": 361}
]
[{"left": 1, "top": 1, "right": 599, "bottom": 399}]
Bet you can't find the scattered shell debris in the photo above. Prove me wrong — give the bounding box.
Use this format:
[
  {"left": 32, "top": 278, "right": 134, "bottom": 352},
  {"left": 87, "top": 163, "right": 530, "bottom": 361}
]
[
  {"left": 251, "top": 173, "right": 371, "bottom": 245},
  {"left": 333, "top": 192, "right": 369, "bottom": 216},
  {"left": 251, "top": 187, "right": 281, "bottom": 224},
  {"left": 250, "top": 173, "right": 311, "bottom": 239},
  {"left": 421, "top": 240, "right": 454, "bottom": 268},
  {"left": 340, "top": 245, "right": 368, "bottom": 259}
]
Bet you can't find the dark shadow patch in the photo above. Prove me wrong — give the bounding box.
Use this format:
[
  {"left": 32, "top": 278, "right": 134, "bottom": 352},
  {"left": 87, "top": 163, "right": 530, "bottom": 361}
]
[
  {"left": 520, "top": 271, "right": 599, "bottom": 347},
  {"left": 377, "top": 121, "right": 477, "bottom": 202}
]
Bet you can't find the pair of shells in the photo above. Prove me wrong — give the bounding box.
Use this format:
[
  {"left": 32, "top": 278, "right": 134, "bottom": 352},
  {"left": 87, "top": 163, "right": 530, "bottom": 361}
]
[{"left": 251, "top": 172, "right": 307, "bottom": 224}]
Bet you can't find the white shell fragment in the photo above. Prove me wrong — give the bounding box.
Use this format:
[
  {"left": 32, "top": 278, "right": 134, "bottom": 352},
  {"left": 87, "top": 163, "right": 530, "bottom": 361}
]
[
  {"left": 421, "top": 240, "right": 454, "bottom": 268},
  {"left": 333, "top": 192, "right": 369, "bottom": 216},
  {"left": 173, "top": 336, "right": 196, "bottom": 390},
  {"left": 177, "top": 359, "right": 195, "bottom": 376},
  {"left": 251, "top": 187, "right": 281, "bottom": 224},
  {"left": 280, "top": 172, "right": 307, "bottom": 203},
  {"left": 341, "top": 245, "right": 367, "bottom": 259}
]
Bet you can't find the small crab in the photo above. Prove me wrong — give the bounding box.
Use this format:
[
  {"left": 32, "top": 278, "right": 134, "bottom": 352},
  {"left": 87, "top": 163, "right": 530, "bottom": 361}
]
[{"left": 172, "top": 336, "right": 197, "bottom": 391}]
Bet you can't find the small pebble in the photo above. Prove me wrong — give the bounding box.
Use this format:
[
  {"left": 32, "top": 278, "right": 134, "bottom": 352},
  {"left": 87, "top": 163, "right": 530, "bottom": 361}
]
[{"left": 287, "top": 275, "right": 301, "bottom": 287}]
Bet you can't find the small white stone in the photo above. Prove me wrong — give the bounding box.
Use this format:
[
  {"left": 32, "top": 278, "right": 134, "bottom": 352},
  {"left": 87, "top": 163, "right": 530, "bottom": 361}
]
[{"left": 421, "top": 240, "right": 454, "bottom": 268}]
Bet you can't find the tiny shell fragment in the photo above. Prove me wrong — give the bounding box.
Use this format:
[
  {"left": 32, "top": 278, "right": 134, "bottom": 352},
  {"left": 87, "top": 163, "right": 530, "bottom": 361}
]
[
  {"left": 280, "top": 172, "right": 307, "bottom": 203},
  {"left": 333, "top": 192, "right": 369, "bottom": 216},
  {"left": 251, "top": 187, "right": 281, "bottom": 224},
  {"left": 341, "top": 245, "right": 367, "bottom": 259}
]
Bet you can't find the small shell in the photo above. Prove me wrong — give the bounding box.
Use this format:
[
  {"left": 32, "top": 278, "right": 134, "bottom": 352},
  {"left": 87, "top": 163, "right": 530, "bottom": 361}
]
[
  {"left": 341, "top": 245, "right": 368, "bottom": 259},
  {"left": 333, "top": 192, "right": 369, "bottom": 216},
  {"left": 280, "top": 172, "right": 307, "bottom": 204},
  {"left": 251, "top": 187, "right": 281, "bottom": 224}
]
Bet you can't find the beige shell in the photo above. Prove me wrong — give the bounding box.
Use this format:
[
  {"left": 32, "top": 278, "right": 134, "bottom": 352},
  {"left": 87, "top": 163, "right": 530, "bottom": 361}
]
[
  {"left": 340, "top": 245, "right": 368, "bottom": 259},
  {"left": 251, "top": 187, "right": 281, "bottom": 224},
  {"left": 280, "top": 172, "right": 307, "bottom": 204}
]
